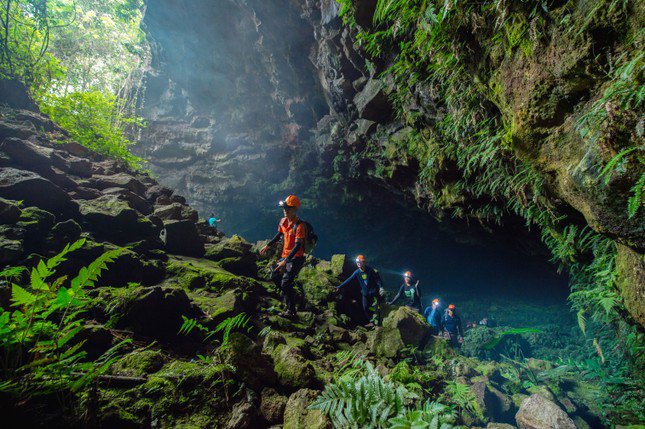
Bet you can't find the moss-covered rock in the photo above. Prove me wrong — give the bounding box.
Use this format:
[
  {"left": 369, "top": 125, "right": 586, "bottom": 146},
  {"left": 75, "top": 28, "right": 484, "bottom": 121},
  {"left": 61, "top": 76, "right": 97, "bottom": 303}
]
[
  {"left": 382, "top": 306, "right": 430, "bottom": 347},
  {"left": 297, "top": 265, "right": 337, "bottom": 306},
  {"left": 283, "top": 388, "right": 332, "bottom": 429},
  {"left": 167, "top": 257, "right": 256, "bottom": 292},
  {"left": 225, "top": 332, "right": 277, "bottom": 390},
  {"left": 260, "top": 387, "right": 288, "bottom": 423},
  {"left": 271, "top": 344, "right": 315, "bottom": 389},
  {"left": 189, "top": 288, "right": 247, "bottom": 323},
  {"left": 205, "top": 234, "right": 254, "bottom": 261},
  {"left": 615, "top": 244, "right": 645, "bottom": 328},
  {"left": 110, "top": 349, "right": 166, "bottom": 377},
  {"left": 330, "top": 254, "right": 355, "bottom": 279},
  {"left": 366, "top": 326, "right": 403, "bottom": 359}
]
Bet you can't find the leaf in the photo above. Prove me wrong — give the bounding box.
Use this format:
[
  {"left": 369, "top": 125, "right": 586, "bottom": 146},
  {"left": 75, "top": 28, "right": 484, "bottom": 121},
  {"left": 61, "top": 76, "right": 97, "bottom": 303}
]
[
  {"left": 577, "top": 309, "right": 587, "bottom": 336},
  {"left": 11, "top": 284, "right": 37, "bottom": 306}
]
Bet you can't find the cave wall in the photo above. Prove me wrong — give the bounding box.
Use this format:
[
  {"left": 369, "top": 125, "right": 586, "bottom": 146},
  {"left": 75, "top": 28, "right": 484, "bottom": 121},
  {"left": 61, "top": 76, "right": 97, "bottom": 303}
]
[{"left": 137, "top": 0, "right": 643, "bottom": 326}]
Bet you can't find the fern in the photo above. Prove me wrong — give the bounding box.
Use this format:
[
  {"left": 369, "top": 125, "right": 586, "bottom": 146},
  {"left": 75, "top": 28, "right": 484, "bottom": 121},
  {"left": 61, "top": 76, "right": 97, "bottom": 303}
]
[
  {"left": 387, "top": 401, "right": 460, "bottom": 429},
  {"left": 309, "top": 359, "right": 415, "bottom": 428}
]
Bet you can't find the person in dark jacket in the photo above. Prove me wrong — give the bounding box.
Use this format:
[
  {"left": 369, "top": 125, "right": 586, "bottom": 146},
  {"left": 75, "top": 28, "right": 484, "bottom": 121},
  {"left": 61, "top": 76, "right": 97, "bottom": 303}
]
[
  {"left": 388, "top": 271, "right": 421, "bottom": 311},
  {"left": 442, "top": 304, "right": 464, "bottom": 347},
  {"left": 423, "top": 298, "right": 443, "bottom": 335},
  {"left": 336, "top": 254, "right": 384, "bottom": 327}
]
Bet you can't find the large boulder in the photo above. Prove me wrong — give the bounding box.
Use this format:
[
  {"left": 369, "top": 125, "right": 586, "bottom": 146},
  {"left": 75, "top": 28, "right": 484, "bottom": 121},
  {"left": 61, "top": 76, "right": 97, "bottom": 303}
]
[
  {"left": 205, "top": 235, "right": 257, "bottom": 277},
  {"left": 515, "top": 394, "right": 576, "bottom": 429},
  {"left": 103, "top": 187, "right": 153, "bottom": 215},
  {"left": 153, "top": 202, "right": 198, "bottom": 222},
  {"left": 160, "top": 220, "right": 205, "bottom": 257},
  {"left": 271, "top": 344, "right": 315, "bottom": 389},
  {"left": 119, "top": 286, "right": 198, "bottom": 339},
  {"left": 88, "top": 173, "right": 147, "bottom": 196},
  {"left": 297, "top": 266, "right": 337, "bottom": 306},
  {"left": 330, "top": 254, "right": 355, "bottom": 279},
  {"left": 382, "top": 306, "right": 430, "bottom": 346},
  {"left": 77, "top": 194, "right": 157, "bottom": 244},
  {"left": 226, "top": 333, "right": 277, "bottom": 391},
  {"left": 366, "top": 326, "right": 404, "bottom": 359},
  {"left": 283, "top": 388, "right": 332, "bottom": 429},
  {"left": 0, "top": 167, "right": 75, "bottom": 214}
]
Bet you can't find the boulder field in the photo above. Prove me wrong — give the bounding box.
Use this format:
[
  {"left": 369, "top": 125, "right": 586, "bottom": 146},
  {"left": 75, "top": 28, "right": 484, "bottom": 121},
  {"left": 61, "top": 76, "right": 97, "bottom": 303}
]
[{"left": 0, "top": 94, "right": 606, "bottom": 428}]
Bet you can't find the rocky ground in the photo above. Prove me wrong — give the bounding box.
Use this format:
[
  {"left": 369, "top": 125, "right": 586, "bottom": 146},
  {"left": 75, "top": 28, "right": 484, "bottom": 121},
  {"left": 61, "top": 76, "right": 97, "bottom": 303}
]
[{"left": 0, "top": 85, "right": 612, "bottom": 428}]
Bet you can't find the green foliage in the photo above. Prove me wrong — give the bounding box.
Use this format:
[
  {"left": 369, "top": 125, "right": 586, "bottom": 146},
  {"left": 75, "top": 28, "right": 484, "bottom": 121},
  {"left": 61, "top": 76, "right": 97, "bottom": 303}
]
[
  {"left": 0, "top": 0, "right": 148, "bottom": 168},
  {"left": 179, "top": 313, "right": 251, "bottom": 346},
  {"left": 387, "top": 401, "right": 461, "bottom": 429},
  {"left": 0, "top": 239, "right": 129, "bottom": 397},
  {"left": 309, "top": 359, "right": 415, "bottom": 428},
  {"left": 442, "top": 381, "right": 481, "bottom": 419},
  {"left": 483, "top": 328, "right": 542, "bottom": 350},
  {"left": 40, "top": 90, "right": 145, "bottom": 169}
]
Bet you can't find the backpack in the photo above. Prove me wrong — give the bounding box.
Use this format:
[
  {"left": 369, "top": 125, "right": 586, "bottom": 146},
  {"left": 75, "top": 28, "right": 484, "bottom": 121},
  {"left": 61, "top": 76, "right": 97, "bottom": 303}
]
[{"left": 294, "top": 220, "right": 318, "bottom": 253}]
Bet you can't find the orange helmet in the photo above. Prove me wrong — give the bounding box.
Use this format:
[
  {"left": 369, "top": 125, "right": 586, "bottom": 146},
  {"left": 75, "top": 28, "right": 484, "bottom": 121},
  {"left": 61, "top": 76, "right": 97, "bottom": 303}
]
[
  {"left": 355, "top": 254, "right": 366, "bottom": 263},
  {"left": 279, "top": 195, "right": 300, "bottom": 208},
  {"left": 404, "top": 271, "right": 413, "bottom": 278},
  {"left": 448, "top": 304, "right": 456, "bottom": 310},
  {"left": 432, "top": 298, "right": 440, "bottom": 304}
]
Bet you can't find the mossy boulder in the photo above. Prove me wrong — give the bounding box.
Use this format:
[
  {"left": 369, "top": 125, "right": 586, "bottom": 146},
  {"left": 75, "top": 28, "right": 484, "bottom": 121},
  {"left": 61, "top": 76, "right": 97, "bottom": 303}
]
[
  {"left": 366, "top": 326, "right": 403, "bottom": 359},
  {"left": 167, "top": 257, "right": 255, "bottom": 292},
  {"left": 271, "top": 344, "right": 315, "bottom": 389},
  {"left": 189, "top": 289, "right": 247, "bottom": 323},
  {"left": 205, "top": 234, "right": 254, "bottom": 260},
  {"left": 77, "top": 194, "right": 157, "bottom": 244},
  {"left": 330, "top": 254, "right": 355, "bottom": 279},
  {"left": 382, "top": 306, "right": 430, "bottom": 347},
  {"left": 297, "top": 266, "right": 337, "bottom": 306},
  {"left": 283, "top": 388, "right": 332, "bottom": 429},
  {"left": 225, "top": 332, "right": 277, "bottom": 391},
  {"left": 462, "top": 326, "right": 532, "bottom": 360},
  {"left": 17, "top": 206, "right": 55, "bottom": 241},
  {"left": 0, "top": 197, "right": 21, "bottom": 224}
]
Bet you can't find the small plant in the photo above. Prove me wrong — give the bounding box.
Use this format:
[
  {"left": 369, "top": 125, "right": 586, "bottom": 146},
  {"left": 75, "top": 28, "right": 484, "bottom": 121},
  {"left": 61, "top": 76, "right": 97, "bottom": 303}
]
[
  {"left": 387, "top": 400, "right": 461, "bottom": 429},
  {"left": 178, "top": 313, "right": 251, "bottom": 346},
  {"left": 0, "top": 239, "right": 128, "bottom": 397},
  {"left": 443, "top": 381, "right": 482, "bottom": 421}
]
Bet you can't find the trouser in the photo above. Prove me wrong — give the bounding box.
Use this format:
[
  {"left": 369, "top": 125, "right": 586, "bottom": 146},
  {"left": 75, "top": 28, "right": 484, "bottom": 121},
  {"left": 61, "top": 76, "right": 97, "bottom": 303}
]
[
  {"left": 361, "top": 293, "right": 383, "bottom": 326},
  {"left": 271, "top": 256, "right": 305, "bottom": 313},
  {"left": 446, "top": 331, "right": 460, "bottom": 348}
]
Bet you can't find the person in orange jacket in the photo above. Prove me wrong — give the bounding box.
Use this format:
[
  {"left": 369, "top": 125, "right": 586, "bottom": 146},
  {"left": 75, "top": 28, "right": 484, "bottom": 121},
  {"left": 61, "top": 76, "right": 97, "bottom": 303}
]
[{"left": 260, "top": 195, "right": 306, "bottom": 318}]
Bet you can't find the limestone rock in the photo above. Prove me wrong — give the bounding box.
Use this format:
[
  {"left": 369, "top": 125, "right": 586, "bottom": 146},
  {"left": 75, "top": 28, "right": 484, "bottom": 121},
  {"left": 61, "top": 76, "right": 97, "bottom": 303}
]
[
  {"left": 515, "top": 394, "right": 576, "bottom": 429},
  {"left": 283, "top": 388, "right": 332, "bottom": 429},
  {"left": 225, "top": 401, "right": 256, "bottom": 429},
  {"left": 78, "top": 194, "right": 157, "bottom": 243},
  {"left": 354, "top": 78, "right": 393, "bottom": 122}
]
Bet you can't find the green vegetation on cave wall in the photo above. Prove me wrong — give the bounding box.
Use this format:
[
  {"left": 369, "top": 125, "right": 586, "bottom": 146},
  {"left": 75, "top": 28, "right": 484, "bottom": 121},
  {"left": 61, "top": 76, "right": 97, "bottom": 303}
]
[{"left": 325, "top": 0, "right": 643, "bottom": 383}]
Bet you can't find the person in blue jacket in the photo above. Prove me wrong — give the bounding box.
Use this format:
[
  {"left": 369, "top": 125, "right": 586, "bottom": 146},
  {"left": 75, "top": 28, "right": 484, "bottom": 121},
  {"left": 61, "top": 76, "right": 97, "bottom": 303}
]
[
  {"left": 336, "top": 254, "right": 384, "bottom": 327},
  {"left": 423, "top": 298, "right": 443, "bottom": 335},
  {"left": 442, "top": 303, "right": 464, "bottom": 347}
]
